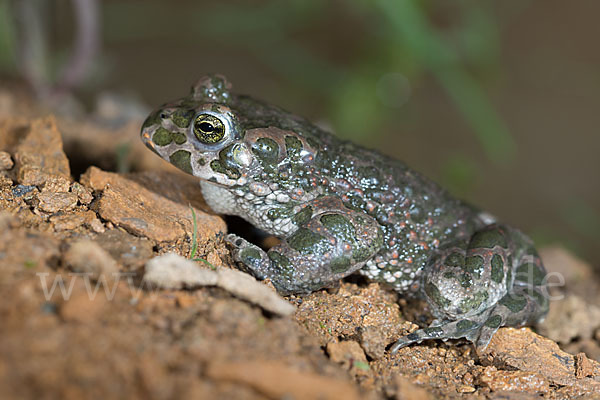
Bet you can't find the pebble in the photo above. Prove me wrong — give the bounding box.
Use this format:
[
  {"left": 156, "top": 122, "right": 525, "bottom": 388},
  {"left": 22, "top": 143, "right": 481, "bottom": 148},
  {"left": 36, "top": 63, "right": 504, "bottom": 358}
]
[{"left": 0, "top": 151, "right": 13, "bottom": 170}]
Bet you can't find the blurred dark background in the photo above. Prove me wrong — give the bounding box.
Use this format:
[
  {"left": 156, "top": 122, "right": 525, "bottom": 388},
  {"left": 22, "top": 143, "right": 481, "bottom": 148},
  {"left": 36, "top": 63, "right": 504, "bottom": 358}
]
[{"left": 1, "top": 0, "right": 599, "bottom": 265}]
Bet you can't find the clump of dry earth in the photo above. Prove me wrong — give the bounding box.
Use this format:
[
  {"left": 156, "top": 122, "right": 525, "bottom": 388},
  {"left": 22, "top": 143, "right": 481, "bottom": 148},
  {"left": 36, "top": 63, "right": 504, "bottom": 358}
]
[{"left": 1, "top": 90, "right": 600, "bottom": 399}]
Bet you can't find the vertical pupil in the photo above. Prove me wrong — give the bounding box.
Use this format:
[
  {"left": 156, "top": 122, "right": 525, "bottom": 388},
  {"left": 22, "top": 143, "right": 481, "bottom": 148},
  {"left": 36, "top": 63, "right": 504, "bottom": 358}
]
[{"left": 200, "top": 122, "right": 214, "bottom": 132}]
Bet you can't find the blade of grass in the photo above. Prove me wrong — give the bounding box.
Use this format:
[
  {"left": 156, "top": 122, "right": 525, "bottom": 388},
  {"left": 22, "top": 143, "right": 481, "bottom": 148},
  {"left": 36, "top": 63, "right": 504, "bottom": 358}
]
[{"left": 189, "top": 205, "right": 216, "bottom": 270}]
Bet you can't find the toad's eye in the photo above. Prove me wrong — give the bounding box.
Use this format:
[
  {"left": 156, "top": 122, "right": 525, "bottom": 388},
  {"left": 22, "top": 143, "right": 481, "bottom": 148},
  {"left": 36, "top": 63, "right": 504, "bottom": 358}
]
[{"left": 193, "top": 114, "right": 225, "bottom": 144}]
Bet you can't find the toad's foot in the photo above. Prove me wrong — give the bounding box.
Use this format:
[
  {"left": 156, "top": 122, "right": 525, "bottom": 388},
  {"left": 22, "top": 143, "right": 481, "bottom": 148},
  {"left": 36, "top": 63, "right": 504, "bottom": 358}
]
[
  {"left": 226, "top": 233, "right": 271, "bottom": 277},
  {"left": 390, "top": 282, "right": 547, "bottom": 353},
  {"left": 391, "top": 224, "right": 549, "bottom": 353},
  {"left": 390, "top": 317, "right": 484, "bottom": 353}
]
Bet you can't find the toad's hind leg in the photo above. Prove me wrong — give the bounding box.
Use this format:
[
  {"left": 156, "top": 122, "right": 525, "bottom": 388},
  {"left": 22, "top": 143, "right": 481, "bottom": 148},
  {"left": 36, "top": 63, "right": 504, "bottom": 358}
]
[{"left": 390, "top": 224, "right": 549, "bottom": 353}]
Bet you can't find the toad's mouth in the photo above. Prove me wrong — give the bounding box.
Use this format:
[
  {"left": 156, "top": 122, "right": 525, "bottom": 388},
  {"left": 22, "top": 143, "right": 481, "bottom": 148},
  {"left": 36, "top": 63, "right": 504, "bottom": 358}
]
[
  {"left": 141, "top": 131, "right": 153, "bottom": 147},
  {"left": 198, "top": 177, "right": 230, "bottom": 187}
]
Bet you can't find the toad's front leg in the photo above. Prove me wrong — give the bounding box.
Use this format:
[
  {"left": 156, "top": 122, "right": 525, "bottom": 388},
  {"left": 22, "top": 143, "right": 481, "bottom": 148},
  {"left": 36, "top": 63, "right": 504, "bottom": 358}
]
[{"left": 227, "top": 196, "right": 384, "bottom": 295}]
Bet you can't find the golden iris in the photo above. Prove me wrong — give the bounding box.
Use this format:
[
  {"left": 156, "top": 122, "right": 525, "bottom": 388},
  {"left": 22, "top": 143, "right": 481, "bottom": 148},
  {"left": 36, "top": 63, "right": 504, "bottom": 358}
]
[{"left": 193, "top": 114, "right": 225, "bottom": 144}]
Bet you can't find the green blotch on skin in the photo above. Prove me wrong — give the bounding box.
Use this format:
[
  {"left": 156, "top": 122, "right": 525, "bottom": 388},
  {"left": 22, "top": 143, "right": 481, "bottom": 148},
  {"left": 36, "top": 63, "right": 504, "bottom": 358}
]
[
  {"left": 464, "top": 255, "right": 484, "bottom": 277},
  {"left": 210, "top": 159, "right": 240, "bottom": 179},
  {"left": 459, "top": 290, "right": 489, "bottom": 312},
  {"left": 174, "top": 132, "right": 187, "bottom": 144},
  {"left": 285, "top": 135, "right": 303, "bottom": 158},
  {"left": 219, "top": 144, "right": 236, "bottom": 165},
  {"left": 425, "top": 282, "right": 451, "bottom": 308},
  {"left": 169, "top": 150, "right": 193, "bottom": 174},
  {"left": 143, "top": 110, "right": 162, "bottom": 128},
  {"left": 469, "top": 229, "right": 508, "bottom": 249},
  {"left": 171, "top": 109, "right": 194, "bottom": 128},
  {"left": 329, "top": 256, "right": 352, "bottom": 273},
  {"left": 491, "top": 254, "right": 505, "bottom": 283},
  {"left": 352, "top": 226, "right": 383, "bottom": 262},
  {"left": 211, "top": 144, "right": 242, "bottom": 179},
  {"left": 515, "top": 262, "right": 546, "bottom": 286},
  {"left": 240, "top": 248, "right": 262, "bottom": 264},
  {"left": 293, "top": 206, "right": 313, "bottom": 226},
  {"left": 268, "top": 251, "right": 293, "bottom": 276},
  {"left": 152, "top": 127, "right": 173, "bottom": 146},
  {"left": 320, "top": 214, "right": 355, "bottom": 243},
  {"left": 459, "top": 273, "right": 472, "bottom": 288},
  {"left": 456, "top": 319, "right": 478, "bottom": 333},
  {"left": 267, "top": 209, "right": 279, "bottom": 221},
  {"left": 210, "top": 160, "right": 227, "bottom": 175},
  {"left": 499, "top": 294, "right": 527, "bottom": 313},
  {"left": 288, "top": 228, "right": 327, "bottom": 254},
  {"left": 445, "top": 252, "right": 464, "bottom": 268},
  {"left": 252, "top": 138, "right": 280, "bottom": 165},
  {"left": 485, "top": 314, "right": 502, "bottom": 329},
  {"left": 198, "top": 157, "right": 206, "bottom": 166}
]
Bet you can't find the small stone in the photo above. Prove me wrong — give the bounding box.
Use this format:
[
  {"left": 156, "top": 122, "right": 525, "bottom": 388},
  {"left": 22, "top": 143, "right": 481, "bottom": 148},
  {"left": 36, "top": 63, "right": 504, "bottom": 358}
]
[
  {"left": 71, "top": 182, "right": 94, "bottom": 205},
  {"left": 37, "top": 192, "right": 78, "bottom": 213},
  {"left": 456, "top": 385, "right": 476, "bottom": 393},
  {"left": 575, "top": 352, "right": 594, "bottom": 378},
  {"left": 89, "top": 217, "right": 106, "bottom": 233},
  {"left": 462, "top": 371, "right": 474, "bottom": 385},
  {"left": 144, "top": 253, "right": 295, "bottom": 316},
  {"left": 143, "top": 254, "right": 218, "bottom": 288},
  {"left": 0, "top": 151, "right": 13, "bottom": 170}
]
